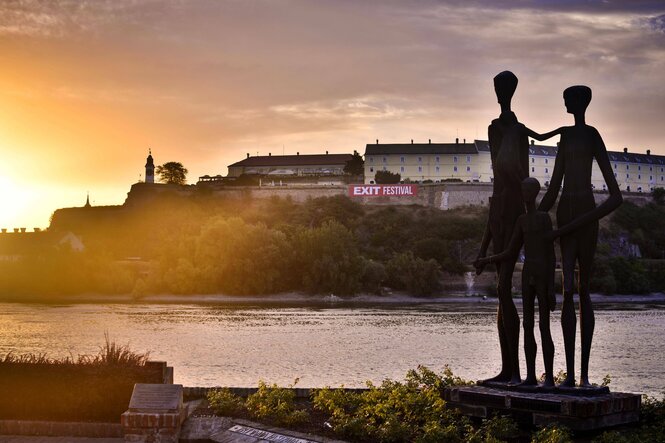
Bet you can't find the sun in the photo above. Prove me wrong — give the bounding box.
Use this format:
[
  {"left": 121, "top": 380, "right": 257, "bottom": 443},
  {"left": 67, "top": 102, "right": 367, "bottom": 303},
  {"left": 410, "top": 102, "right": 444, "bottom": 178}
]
[{"left": 0, "top": 175, "right": 32, "bottom": 230}]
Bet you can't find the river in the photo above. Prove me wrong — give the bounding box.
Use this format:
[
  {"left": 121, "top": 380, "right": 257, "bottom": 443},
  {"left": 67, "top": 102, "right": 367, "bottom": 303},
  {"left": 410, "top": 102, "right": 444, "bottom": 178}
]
[{"left": 1, "top": 301, "right": 664, "bottom": 396}]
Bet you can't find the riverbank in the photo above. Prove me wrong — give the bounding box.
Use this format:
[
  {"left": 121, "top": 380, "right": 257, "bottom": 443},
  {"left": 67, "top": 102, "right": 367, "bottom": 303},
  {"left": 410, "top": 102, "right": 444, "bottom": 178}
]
[{"left": 1, "top": 291, "right": 664, "bottom": 305}]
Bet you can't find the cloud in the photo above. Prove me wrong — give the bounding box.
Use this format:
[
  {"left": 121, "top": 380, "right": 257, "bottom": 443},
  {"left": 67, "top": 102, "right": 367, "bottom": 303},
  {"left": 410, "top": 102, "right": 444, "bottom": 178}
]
[
  {"left": 0, "top": 0, "right": 664, "bottom": 189},
  {"left": 644, "top": 13, "right": 665, "bottom": 32}
]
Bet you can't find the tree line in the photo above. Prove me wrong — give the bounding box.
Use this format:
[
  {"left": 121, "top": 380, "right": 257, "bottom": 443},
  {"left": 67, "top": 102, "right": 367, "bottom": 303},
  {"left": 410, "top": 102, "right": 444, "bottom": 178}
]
[{"left": 0, "top": 195, "right": 483, "bottom": 298}]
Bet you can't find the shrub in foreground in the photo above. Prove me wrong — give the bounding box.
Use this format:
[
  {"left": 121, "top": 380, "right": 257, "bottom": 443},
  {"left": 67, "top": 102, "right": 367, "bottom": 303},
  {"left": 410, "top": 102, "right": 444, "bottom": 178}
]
[
  {"left": 312, "top": 365, "right": 513, "bottom": 443},
  {"left": 245, "top": 380, "right": 309, "bottom": 427},
  {"left": 207, "top": 388, "right": 245, "bottom": 416}
]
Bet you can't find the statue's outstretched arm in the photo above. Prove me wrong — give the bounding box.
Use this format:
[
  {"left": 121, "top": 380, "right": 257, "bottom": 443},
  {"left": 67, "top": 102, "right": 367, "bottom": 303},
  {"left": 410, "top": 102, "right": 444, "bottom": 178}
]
[
  {"left": 524, "top": 126, "right": 564, "bottom": 142},
  {"left": 475, "top": 221, "right": 523, "bottom": 269},
  {"left": 538, "top": 145, "right": 565, "bottom": 212}
]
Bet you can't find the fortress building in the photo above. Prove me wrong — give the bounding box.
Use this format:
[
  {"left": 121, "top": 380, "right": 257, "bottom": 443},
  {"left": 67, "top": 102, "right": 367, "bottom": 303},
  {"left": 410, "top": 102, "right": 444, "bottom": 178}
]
[
  {"left": 364, "top": 139, "right": 665, "bottom": 193},
  {"left": 227, "top": 152, "right": 354, "bottom": 177}
]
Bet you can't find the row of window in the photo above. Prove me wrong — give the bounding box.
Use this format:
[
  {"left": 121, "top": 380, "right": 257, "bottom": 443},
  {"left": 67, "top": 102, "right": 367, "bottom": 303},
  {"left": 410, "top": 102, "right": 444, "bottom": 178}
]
[
  {"left": 369, "top": 166, "right": 474, "bottom": 173},
  {"left": 369, "top": 156, "right": 665, "bottom": 172},
  {"left": 614, "top": 163, "right": 664, "bottom": 172},
  {"left": 614, "top": 172, "right": 665, "bottom": 181},
  {"left": 368, "top": 156, "right": 473, "bottom": 164}
]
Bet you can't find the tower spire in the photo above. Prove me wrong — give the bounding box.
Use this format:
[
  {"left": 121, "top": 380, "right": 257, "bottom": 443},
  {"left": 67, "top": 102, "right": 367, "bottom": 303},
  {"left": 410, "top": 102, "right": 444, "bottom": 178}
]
[
  {"left": 84, "top": 192, "right": 91, "bottom": 208},
  {"left": 145, "top": 149, "right": 155, "bottom": 184}
]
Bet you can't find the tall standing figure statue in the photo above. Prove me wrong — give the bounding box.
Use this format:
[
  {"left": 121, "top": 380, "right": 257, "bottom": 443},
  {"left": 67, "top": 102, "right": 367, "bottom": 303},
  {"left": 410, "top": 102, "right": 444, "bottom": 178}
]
[
  {"left": 538, "top": 85, "right": 623, "bottom": 387},
  {"left": 475, "top": 71, "right": 530, "bottom": 384}
]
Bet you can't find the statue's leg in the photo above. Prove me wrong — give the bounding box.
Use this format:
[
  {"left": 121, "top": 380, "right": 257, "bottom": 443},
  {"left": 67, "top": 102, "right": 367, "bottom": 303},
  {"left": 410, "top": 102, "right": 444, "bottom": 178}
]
[
  {"left": 498, "top": 258, "right": 521, "bottom": 384},
  {"left": 559, "top": 234, "right": 577, "bottom": 387},
  {"left": 521, "top": 275, "right": 537, "bottom": 385},
  {"left": 485, "top": 263, "right": 511, "bottom": 382},
  {"left": 579, "top": 221, "right": 599, "bottom": 387},
  {"left": 537, "top": 281, "right": 555, "bottom": 387}
]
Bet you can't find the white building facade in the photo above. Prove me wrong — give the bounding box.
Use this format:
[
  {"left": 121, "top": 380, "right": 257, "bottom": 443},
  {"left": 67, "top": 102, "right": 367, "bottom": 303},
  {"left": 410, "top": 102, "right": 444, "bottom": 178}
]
[{"left": 364, "top": 140, "right": 665, "bottom": 193}]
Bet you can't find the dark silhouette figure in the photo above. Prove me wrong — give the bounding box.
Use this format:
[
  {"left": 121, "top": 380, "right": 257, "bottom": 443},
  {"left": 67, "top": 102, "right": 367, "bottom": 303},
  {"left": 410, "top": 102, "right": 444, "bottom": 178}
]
[
  {"left": 475, "top": 71, "right": 529, "bottom": 384},
  {"left": 538, "top": 85, "right": 623, "bottom": 387},
  {"left": 475, "top": 178, "right": 557, "bottom": 387}
]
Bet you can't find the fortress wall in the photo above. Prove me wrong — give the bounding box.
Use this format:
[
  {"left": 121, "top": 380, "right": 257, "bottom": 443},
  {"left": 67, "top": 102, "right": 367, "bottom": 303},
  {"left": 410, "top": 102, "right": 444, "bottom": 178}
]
[
  {"left": 351, "top": 183, "right": 493, "bottom": 209},
  {"left": 211, "top": 186, "right": 346, "bottom": 202},
  {"left": 56, "top": 183, "right": 654, "bottom": 233},
  {"left": 180, "top": 182, "right": 653, "bottom": 210}
]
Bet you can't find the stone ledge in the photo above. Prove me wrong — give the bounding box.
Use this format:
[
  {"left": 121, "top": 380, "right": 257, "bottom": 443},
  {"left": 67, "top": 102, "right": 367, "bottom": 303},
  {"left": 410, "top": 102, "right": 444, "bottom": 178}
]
[
  {"left": 0, "top": 420, "right": 122, "bottom": 438},
  {"left": 120, "top": 412, "right": 181, "bottom": 429},
  {"left": 443, "top": 385, "right": 641, "bottom": 431}
]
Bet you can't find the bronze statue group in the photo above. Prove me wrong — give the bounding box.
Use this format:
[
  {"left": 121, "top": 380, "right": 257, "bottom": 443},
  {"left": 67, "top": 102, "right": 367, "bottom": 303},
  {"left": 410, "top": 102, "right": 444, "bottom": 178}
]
[{"left": 473, "top": 71, "right": 623, "bottom": 389}]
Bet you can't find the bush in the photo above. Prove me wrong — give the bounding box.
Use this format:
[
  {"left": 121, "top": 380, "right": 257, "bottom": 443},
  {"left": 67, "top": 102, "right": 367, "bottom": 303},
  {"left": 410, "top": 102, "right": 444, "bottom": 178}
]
[
  {"left": 312, "top": 365, "right": 505, "bottom": 443},
  {"left": 386, "top": 252, "right": 442, "bottom": 296},
  {"left": 375, "top": 170, "right": 401, "bottom": 184},
  {"left": 608, "top": 257, "right": 651, "bottom": 294},
  {"left": 245, "top": 380, "right": 309, "bottom": 427},
  {"left": 207, "top": 388, "right": 245, "bottom": 416},
  {"left": 412, "top": 237, "right": 466, "bottom": 275},
  {"left": 292, "top": 220, "right": 365, "bottom": 295},
  {"left": 531, "top": 424, "right": 572, "bottom": 443},
  {"left": 590, "top": 256, "right": 617, "bottom": 294},
  {"left": 652, "top": 187, "right": 665, "bottom": 205},
  {"left": 361, "top": 259, "right": 387, "bottom": 294},
  {"left": 611, "top": 201, "right": 665, "bottom": 259}
]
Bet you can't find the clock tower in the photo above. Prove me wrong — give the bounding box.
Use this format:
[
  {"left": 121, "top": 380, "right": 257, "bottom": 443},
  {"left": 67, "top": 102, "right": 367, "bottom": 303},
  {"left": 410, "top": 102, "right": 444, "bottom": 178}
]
[{"left": 145, "top": 149, "right": 155, "bottom": 184}]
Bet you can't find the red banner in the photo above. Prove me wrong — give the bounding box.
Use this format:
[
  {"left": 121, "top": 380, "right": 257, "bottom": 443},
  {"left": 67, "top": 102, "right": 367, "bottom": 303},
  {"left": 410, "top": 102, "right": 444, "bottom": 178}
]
[{"left": 348, "top": 184, "right": 418, "bottom": 197}]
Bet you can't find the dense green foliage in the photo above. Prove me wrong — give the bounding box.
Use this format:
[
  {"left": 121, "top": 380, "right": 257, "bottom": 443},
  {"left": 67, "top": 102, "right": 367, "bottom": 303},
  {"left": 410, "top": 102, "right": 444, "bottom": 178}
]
[
  {"left": 0, "top": 249, "right": 136, "bottom": 298},
  {"left": 207, "top": 388, "right": 246, "bottom": 416},
  {"left": 375, "top": 170, "right": 401, "bottom": 184},
  {"left": 156, "top": 161, "right": 188, "bottom": 185},
  {"left": 652, "top": 187, "right": 665, "bottom": 205},
  {"left": 6, "top": 192, "right": 664, "bottom": 298},
  {"left": 344, "top": 151, "right": 364, "bottom": 176},
  {"left": 2, "top": 194, "right": 484, "bottom": 298},
  {"left": 312, "top": 366, "right": 480, "bottom": 443},
  {"left": 204, "top": 368, "right": 665, "bottom": 443},
  {"left": 611, "top": 201, "right": 665, "bottom": 259},
  {"left": 245, "top": 381, "right": 310, "bottom": 427},
  {"left": 208, "top": 382, "right": 309, "bottom": 427}
]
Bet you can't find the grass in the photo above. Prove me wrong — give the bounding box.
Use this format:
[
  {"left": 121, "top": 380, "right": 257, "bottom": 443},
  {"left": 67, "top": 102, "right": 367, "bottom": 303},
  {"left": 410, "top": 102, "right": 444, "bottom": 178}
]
[{"left": 0, "top": 333, "right": 149, "bottom": 367}]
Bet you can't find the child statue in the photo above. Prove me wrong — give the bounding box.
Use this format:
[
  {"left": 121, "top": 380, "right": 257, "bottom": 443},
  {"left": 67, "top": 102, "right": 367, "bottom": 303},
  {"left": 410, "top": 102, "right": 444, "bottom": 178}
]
[{"left": 475, "top": 177, "right": 557, "bottom": 387}]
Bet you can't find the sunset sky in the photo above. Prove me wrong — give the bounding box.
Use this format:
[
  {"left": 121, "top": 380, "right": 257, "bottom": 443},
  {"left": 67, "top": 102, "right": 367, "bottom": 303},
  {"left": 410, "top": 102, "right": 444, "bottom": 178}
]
[{"left": 0, "top": 0, "right": 664, "bottom": 228}]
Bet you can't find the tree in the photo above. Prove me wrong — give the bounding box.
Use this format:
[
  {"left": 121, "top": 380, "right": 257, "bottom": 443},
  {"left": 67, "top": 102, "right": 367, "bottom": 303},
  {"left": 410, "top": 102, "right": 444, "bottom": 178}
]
[
  {"left": 652, "top": 187, "right": 665, "bottom": 205},
  {"left": 375, "top": 170, "right": 401, "bottom": 184},
  {"left": 156, "top": 162, "right": 188, "bottom": 185},
  {"left": 344, "top": 151, "right": 364, "bottom": 176}
]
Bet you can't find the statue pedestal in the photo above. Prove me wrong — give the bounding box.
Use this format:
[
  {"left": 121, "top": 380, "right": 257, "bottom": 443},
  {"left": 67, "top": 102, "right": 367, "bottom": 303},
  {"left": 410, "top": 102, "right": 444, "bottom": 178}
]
[{"left": 443, "top": 385, "right": 640, "bottom": 431}]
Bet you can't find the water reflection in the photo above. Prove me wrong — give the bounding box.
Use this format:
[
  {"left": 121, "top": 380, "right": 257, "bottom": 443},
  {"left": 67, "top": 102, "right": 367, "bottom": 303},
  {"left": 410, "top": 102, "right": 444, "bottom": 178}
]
[{"left": 0, "top": 302, "right": 664, "bottom": 396}]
